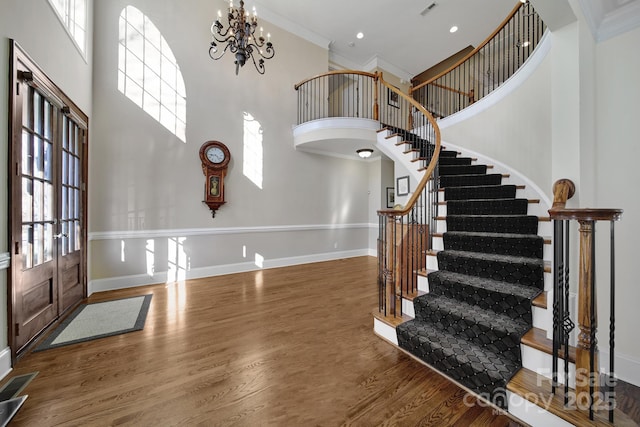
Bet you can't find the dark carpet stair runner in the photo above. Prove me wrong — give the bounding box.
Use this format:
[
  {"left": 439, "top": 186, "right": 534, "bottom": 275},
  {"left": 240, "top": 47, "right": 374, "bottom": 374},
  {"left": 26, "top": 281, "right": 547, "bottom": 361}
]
[{"left": 396, "top": 150, "right": 544, "bottom": 409}]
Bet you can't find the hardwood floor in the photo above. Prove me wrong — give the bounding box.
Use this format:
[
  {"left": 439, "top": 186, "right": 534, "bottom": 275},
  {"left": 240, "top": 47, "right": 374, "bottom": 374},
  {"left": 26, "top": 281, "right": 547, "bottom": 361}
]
[{"left": 5, "top": 256, "right": 524, "bottom": 426}]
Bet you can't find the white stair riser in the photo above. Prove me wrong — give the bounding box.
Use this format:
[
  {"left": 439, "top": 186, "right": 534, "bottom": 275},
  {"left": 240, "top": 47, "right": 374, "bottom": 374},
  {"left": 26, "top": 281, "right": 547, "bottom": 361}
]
[
  {"left": 373, "top": 318, "right": 398, "bottom": 345},
  {"left": 402, "top": 298, "right": 415, "bottom": 318},
  {"left": 432, "top": 236, "right": 444, "bottom": 250},
  {"left": 507, "top": 391, "right": 574, "bottom": 427},
  {"left": 417, "top": 274, "right": 429, "bottom": 293},
  {"left": 426, "top": 254, "right": 438, "bottom": 270},
  {"left": 532, "top": 305, "right": 552, "bottom": 332},
  {"left": 521, "top": 344, "right": 576, "bottom": 389}
]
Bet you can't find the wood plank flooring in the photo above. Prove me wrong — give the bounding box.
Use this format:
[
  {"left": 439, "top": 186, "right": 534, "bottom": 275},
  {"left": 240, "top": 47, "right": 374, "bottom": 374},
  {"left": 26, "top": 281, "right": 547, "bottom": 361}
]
[{"left": 5, "top": 256, "right": 524, "bottom": 426}]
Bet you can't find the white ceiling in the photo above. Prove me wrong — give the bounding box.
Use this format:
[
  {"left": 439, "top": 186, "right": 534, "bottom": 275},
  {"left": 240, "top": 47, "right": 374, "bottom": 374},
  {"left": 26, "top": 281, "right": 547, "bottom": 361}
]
[
  {"left": 248, "top": 0, "right": 640, "bottom": 80},
  {"left": 253, "top": 0, "right": 519, "bottom": 80}
]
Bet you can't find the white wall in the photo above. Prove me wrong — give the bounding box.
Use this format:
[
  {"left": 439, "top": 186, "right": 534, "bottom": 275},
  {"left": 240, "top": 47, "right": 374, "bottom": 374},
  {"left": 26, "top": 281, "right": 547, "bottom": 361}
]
[
  {"left": 0, "top": 0, "right": 93, "bottom": 367},
  {"left": 89, "top": 0, "right": 372, "bottom": 291},
  {"left": 594, "top": 26, "right": 640, "bottom": 384},
  {"left": 438, "top": 51, "right": 553, "bottom": 200}
]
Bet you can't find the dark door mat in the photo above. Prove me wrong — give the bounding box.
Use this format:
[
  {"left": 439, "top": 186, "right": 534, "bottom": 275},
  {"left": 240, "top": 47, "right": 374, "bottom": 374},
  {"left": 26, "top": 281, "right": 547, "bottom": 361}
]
[
  {"left": 0, "top": 396, "right": 28, "bottom": 427},
  {"left": 0, "top": 372, "right": 37, "bottom": 401}
]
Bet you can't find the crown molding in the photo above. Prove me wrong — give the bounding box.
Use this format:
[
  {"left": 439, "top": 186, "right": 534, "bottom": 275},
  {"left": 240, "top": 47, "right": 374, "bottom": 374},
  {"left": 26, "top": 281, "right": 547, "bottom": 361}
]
[
  {"left": 253, "top": 1, "right": 331, "bottom": 49},
  {"left": 578, "top": 0, "right": 640, "bottom": 42}
]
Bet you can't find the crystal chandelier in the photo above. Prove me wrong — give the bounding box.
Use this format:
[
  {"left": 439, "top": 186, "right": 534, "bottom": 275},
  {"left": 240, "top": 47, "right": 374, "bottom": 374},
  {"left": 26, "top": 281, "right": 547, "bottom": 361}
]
[{"left": 209, "top": 0, "right": 275, "bottom": 75}]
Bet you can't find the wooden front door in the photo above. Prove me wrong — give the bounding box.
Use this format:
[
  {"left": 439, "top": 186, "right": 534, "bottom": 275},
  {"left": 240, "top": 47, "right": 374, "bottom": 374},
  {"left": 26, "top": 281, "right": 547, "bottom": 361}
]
[{"left": 9, "top": 42, "right": 88, "bottom": 356}]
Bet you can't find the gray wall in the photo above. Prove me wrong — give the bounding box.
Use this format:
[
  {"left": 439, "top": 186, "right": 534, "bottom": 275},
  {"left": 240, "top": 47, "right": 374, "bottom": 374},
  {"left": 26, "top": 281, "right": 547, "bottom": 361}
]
[{"left": 88, "top": 0, "right": 373, "bottom": 291}]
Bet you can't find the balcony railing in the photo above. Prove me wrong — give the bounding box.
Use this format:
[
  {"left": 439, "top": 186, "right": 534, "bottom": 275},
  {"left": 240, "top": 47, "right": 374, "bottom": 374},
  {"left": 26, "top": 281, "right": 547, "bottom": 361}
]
[{"left": 411, "top": 1, "right": 546, "bottom": 119}]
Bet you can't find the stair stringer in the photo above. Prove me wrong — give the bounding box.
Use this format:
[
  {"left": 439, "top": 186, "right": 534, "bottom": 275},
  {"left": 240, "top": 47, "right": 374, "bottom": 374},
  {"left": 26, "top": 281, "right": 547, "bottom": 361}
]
[{"left": 375, "top": 129, "right": 424, "bottom": 185}]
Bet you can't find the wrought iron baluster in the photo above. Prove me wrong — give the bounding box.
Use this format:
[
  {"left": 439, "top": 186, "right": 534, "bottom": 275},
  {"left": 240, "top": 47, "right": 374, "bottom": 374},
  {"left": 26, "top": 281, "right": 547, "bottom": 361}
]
[
  {"left": 589, "top": 220, "right": 596, "bottom": 420},
  {"left": 563, "top": 220, "right": 573, "bottom": 406},
  {"left": 609, "top": 220, "right": 616, "bottom": 423}
]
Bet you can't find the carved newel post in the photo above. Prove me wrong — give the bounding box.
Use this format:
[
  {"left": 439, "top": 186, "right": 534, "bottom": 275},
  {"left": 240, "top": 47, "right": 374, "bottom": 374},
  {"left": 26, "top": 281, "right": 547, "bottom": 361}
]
[{"left": 575, "top": 220, "right": 598, "bottom": 406}]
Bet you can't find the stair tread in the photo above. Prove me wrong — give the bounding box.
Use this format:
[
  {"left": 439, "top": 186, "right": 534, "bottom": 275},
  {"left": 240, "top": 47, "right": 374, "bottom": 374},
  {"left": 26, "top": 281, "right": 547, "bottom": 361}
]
[
  {"left": 435, "top": 231, "right": 552, "bottom": 245},
  {"left": 417, "top": 268, "right": 437, "bottom": 277},
  {"left": 398, "top": 320, "right": 523, "bottom": 370},
  {"left": 439, "top": 198, "right": 539, "bottom": 205},
  {"left": 443, "top": 231, "right": 544, "bottom": 240},
  {"left": 397, "top": 319, "right": 522, "bottom": 402},
  {"left": 438, "top": 249, "right": 545, "bottom": 267},
  {"left": 439, "top": 185, "right": 525, "bottom": 191},
  {"left": 415, "top": 294, "right": 532, "bottom": 335},
  {"left": 521, "top": 327, "right": 576, "bottom": 363},
  {"left": 438, "top": 250, "right": 551, "bottom": 273},
  {"left": 372, "top": 310, "right": 412, "bottom": 328},
  {"left": 428, "top": 270, "right": 542, "bottom": 301},
  {"left": 507, "top": 368, "right": 634, "bottom": 427},
  {"left": 403, "top": 289, "right": 427, "bottom": 301},
  {"left": 532, "top": 292, "right": 547, "bottom": 309}
]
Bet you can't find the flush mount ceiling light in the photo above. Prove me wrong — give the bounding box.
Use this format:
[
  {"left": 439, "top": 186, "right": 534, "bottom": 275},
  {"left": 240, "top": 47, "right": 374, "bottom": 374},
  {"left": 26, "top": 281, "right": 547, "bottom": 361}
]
[
  {"left": 356, "top": 32, "right": 364, "bottom": 39},
  {"left": 449, "top": 26, "right": 458, "bottom": 33},
  {"left": 357, "top": 148, "right": 374, "bottom": 158},
  {"left": 208, "top": 0, "right": 275, "bottom": 75}
]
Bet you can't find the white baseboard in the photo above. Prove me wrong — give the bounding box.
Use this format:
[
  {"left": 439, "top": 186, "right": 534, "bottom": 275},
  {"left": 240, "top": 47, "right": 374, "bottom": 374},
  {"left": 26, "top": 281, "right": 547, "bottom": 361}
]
[
  {"left": 89, "top": 249, "right": 372, "bottom": 295},
  {"left": 0, "top": 347, "right": 12, "bottom": 381},
  {"left": 599, "top": 348, "right": 640, "bottom": 387}
]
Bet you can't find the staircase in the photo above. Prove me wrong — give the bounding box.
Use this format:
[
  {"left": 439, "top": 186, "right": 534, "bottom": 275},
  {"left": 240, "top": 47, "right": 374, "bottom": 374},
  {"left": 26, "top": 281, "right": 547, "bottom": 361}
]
[
  {"left": 373, "top": 129, "right": 637, "bottom": 426},
  {"left": 396, "top": 147, "right": 546, "bottom": 409}
]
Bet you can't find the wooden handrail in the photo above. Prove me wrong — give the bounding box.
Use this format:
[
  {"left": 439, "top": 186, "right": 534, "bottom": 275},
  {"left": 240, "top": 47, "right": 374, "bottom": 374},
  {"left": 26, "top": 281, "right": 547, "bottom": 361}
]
[
  {"left": 428, "top": 82, "right": 474, "bottom": 98},
  {"left": 294, "top": 70, "right": 378, "bottom": 90},
  {"left": 411, "top": 2, "right": 523, "bottom": 93},
  {"left": 549, "top": 178, "right": 576, "bottom": 211},
  {"left": 549, "top": 179, "right": 623, "bottom": 221},
  {"left": 376, "top": 79, "right": 441, "bottom": 217}
]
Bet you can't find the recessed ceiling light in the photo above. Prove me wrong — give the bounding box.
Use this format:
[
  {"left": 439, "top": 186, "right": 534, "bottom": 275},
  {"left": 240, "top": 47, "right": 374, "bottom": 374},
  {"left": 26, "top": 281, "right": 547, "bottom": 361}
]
[
  {"left": 356, "top": 32, "right": 364, "bottom": 39},
  {"left": 449, "top": 26, "right": 458, "bottom": 33}
]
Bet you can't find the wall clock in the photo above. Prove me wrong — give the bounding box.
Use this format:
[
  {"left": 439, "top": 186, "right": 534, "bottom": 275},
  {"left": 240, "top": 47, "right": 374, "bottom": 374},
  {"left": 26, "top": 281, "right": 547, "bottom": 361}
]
[{"left": 199, "top": 140, "right": 231, "bottom": 217}]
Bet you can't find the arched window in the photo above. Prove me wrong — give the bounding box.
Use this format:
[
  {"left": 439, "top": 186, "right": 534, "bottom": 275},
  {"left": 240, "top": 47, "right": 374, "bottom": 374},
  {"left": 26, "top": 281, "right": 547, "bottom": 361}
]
[{"left": 118, "top": 6, "right": 187, "bottom": 142}]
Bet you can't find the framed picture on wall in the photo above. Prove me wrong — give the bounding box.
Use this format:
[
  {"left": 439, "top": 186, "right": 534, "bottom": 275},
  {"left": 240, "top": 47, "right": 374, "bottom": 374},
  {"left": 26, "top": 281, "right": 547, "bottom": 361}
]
[
  {"left": 386, "top": 187, "right": 395, "bottom": 208},
  {"left": 387, "top": 87, "right": 399, "bottom": 108},
  {"left": 397, "top": 176, "right": 409, "bottom": 196}
]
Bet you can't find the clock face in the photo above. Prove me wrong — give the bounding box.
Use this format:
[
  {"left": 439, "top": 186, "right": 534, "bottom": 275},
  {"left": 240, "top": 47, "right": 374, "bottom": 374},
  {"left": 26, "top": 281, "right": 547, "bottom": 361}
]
[{"left": 206, "top": 146, "right": 225, "bottom": 164}]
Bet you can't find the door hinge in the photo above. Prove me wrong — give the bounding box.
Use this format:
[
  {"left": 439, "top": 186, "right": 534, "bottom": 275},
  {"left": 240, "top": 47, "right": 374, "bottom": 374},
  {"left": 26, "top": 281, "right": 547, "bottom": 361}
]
[
  {"left": 14, "top": 241, "right": 19, "bottom": 255},
  {"left": 18, "top": 70, "right": 33, "bottom": 82},
  {"left": 15, "top": 161, "right": 19, "bottom": 176},
  {"left": 14, "top": 323, "right": 19, "bottom": 336}
]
